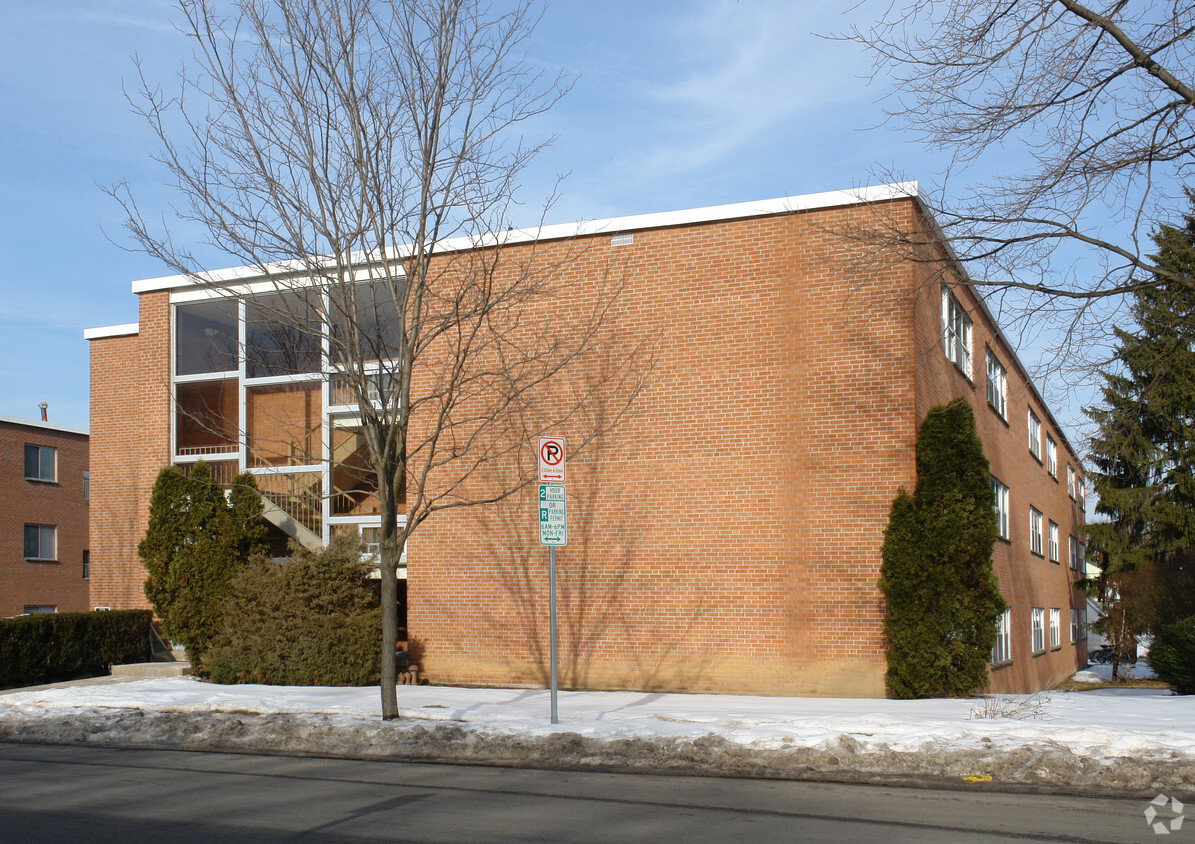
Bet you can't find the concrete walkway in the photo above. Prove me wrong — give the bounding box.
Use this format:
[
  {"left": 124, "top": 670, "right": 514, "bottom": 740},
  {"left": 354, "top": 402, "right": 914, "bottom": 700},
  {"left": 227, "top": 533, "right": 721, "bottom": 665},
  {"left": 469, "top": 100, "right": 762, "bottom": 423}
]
[{"left": 0, "top": 662, "right": 190, "bottom": 696}]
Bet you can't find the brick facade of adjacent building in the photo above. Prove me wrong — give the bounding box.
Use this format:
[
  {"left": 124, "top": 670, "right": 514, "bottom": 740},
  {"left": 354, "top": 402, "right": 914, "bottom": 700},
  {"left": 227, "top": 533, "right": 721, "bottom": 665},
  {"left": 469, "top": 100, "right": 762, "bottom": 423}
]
[
  {"left": 0, "top": 416, "right": 90, "bottom": 616},
  {"left": 86, "top": 186, "right": 1086, "bottom": 696}
]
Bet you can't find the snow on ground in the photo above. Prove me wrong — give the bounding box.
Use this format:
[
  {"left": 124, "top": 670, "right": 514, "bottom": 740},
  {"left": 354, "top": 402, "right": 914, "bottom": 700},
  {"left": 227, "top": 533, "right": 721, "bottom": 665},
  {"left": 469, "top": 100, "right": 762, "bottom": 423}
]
[{"left": 1, "top": 670, "right": 1191, "bottom": 794}]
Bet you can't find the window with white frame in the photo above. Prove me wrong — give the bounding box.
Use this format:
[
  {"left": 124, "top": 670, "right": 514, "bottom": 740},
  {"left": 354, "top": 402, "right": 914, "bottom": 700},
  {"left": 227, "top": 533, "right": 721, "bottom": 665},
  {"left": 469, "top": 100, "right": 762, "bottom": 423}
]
[
  {"left": 1067, "top": 465, "right": 1076, "bottom": 498},
  {"left": 1049, "top": 608, "right": 1061, "bottom": 649},
  {"left": 1069, "top": 535, "right": 1079, "bottom": 570},
  {"left": 1078, "top": 477, "right": 1086, "bottom": 508},
  {"left": 1027, "top": 410, "right": 1042, "bottom": 460},
  {"left": 83, "top": 470, "right": 90, "bottom": 501},
  {"left": 1071, "top": 608, "right": 1081, "bottom": 643},
  {"left": 1046, "top": 437, "right": 1057, "bottom": 477},
  {"left": 24, "top": 444, "right": 56, "bottom": 482},
  {"left": 23, "top": 524, "right": 56, "bottom": 561},
  {"left": 1031, "top": 608, "right": 1045, "bottom": 653},
  {"left": 941, "top": 287, "right": 973, "bottom": 378},
  {"left": 992, "top": 608, "right": 1012, "bottom": 665},
  {"left": 1048, "top": 521, "right": 1059, "bottom": 562},
  {"left": 1030, "top": 508, "right": 1043, "bottom": 555},
  {"left": 985, "top": 349, "right": 1007, "bottom": 418},
  {"left": 1077, "top": 541, "right": 1085, "bottom": 572},
  {"left": 991, "top": 477, "right": 1010, "bottom": 540}
]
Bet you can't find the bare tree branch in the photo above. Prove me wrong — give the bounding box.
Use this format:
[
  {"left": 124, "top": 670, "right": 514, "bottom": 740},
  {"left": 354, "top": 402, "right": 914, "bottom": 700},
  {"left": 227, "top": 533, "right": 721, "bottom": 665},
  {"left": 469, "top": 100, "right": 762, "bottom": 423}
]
[{"left": 107, "top": 0, "right": 651, "bottom": 720}]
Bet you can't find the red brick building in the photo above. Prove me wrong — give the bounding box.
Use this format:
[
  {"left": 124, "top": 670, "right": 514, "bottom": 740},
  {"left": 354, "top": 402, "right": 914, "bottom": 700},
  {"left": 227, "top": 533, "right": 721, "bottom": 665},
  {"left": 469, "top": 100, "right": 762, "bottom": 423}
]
[
  {"left": 1, "top": 414, "right": 90, "bottom": 616},
  {"left": 85, "top": 184, "right": 1087, "bottom": 696}
]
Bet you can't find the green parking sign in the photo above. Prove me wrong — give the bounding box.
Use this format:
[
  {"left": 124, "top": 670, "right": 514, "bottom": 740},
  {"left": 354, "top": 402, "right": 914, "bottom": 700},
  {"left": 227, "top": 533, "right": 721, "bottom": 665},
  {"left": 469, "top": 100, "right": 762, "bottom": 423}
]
[{"left": 538, "top": 484, "right": 567, "bottom": 546}]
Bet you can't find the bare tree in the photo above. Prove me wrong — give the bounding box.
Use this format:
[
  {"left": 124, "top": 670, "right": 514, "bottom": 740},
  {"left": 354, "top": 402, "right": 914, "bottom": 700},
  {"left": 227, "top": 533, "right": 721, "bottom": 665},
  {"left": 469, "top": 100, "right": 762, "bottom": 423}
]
[
  {"left": 840, "top": 1, "right": 1195, "bottom": 362},
  {"left": 108, "top": 0, "right": 649, "bottom": 719}
]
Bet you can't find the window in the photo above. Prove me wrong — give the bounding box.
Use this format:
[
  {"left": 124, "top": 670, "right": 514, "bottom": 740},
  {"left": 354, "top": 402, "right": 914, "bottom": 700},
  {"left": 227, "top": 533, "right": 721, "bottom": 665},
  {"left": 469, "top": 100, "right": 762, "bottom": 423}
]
[
  {"left": 992, "top": 608, "right": 1012, "bottom": 665},
  {"left": 23, "top": 605, "right": 55, "bottom": 615},
  {"left": 1031, "top": 608, "right": 1045, "bottom": 653},
  {"left": 985, "top": 349, "right": 1007, "bottom": 418},
  {"left": 24, "top": 444, "right": 56, "bottom": 482},
  {"left": 941, "top": 287, "right": 973, "bottom": 378},
  {"left": 1071, "top": 608, "right": 1081, "bottom": 643},
  {"left": 24, "top": 524, "right": 56, "bottom": 561},
  {"left": 1077, "top": 541, "right": 1085, "bottom": 572},
  {"left": 175, "top": 298, "right": 239, "bottom": 376},
  {"left": 1078, "top": 477, "right": 1086, "bottom": 509},
  {"left": 83, "top": 470, "right": 90, "bottom": 501},
  {"left": 1046, "top": 437, "right": 1057, "bottom": 477},
  {"left": 1049, "top": 608, "right": 1061, "bottom": 649},
  {"left": 1027, "top": 410, "right": 1041, "bottom": 460},
  {"left": 991, "top": 477, "right": 1010, "bottom": 540},
  {"left": 1029, "top": 508, "right": 1043, "bottom": 555},
  {"left": 1069, "top": 535, "right": 1079, "bottom": 570},
  {"left": 82, "top": 550, "right": 90, "bottom": 580},
  {"left": 1048, "top": 521, "right": 1059, "bottom": 562},
  {"left": 1067, "top": 465, "right": 1076, "bottom": 498}
]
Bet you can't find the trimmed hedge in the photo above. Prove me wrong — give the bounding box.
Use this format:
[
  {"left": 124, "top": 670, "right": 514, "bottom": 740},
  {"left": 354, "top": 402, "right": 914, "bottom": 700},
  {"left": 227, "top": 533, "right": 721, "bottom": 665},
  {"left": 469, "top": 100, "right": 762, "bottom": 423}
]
[
  {"left": 0, "top": 610, "right": 153, "bottom": 688},
  {"left": 204, "top": 535, "right": 383, "bottom": 686}
]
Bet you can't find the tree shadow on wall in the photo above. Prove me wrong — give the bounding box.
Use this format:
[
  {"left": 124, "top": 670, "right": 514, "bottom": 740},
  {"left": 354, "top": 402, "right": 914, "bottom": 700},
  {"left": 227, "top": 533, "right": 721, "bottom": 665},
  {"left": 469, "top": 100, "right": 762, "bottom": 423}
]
[{"left": 460, "top": 425, "right": 712, "bottom": 693}]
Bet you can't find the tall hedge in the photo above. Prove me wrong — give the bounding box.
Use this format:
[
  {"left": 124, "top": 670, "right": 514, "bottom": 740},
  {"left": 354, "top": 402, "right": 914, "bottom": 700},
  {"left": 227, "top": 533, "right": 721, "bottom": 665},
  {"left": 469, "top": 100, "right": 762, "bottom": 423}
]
[
  {"left": 139, "top": 462, "right": 268, "bottom": 668},
  {"left": 880, "top": 398, "right": 1005, "bottom": 698},
  {"left": 0, "top": 610, "right": 152, "bottom": 687},
  {"left": 203, "top": 534, "right": 383, "bottom": 686}
]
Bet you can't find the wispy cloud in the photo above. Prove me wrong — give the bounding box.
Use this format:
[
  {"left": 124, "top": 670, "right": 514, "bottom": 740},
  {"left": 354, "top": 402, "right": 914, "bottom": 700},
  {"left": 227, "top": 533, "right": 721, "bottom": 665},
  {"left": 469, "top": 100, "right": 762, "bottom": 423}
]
[
  {"left": 16, "top": 2, "right": 176, "bottom": 34},
  {"left": 628, "top": 0, "right": 868, "bottom": 176}
]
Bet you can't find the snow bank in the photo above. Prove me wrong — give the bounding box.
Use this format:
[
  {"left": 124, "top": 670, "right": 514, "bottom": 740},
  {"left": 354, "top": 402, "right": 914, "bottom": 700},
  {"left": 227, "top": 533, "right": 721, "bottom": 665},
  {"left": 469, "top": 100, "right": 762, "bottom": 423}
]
[{"left": 1, "top": 678, "right": 1192, "bottom": 793}]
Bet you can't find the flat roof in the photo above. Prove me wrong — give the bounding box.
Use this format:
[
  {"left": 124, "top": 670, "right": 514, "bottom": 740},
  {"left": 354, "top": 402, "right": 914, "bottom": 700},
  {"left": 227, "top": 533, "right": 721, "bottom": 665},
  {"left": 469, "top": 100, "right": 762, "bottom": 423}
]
[
  {"left": 0, "top": 414, "right": 88, "bottom": 437},
  {"left": 83, "top": 180, "right": 1084, "bottom": 469},
  {"left": 127, "top": 182, "right": 920, "bottom": 294},
  {"left": 82, "top": 322, "right": 139, "bottom": 341}
]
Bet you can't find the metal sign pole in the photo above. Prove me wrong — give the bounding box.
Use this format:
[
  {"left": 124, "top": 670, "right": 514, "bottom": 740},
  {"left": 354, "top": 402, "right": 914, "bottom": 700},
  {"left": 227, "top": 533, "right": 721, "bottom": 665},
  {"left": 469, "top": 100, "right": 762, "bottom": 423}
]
[{"left": 549, "top": 544, "right": 559, "bottom": 724}]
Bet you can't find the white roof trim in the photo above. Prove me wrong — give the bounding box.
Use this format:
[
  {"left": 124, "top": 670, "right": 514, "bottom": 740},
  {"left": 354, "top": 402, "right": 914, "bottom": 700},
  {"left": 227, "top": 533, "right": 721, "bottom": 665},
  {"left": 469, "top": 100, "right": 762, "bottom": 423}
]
[
  {"left": 83, "top": 323, "right": 140, "bottom": 340},
  {"left": 130, "top": 182, "right": 920, "bottom": 294},
  {"left": 0, "top": 414, "right": 88, "bottom": 436}
]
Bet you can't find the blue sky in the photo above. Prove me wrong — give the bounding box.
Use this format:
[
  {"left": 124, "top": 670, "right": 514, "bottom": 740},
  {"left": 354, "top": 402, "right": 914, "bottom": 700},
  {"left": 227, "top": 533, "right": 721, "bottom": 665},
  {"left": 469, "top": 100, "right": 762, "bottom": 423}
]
[{"left": 0, "top": 0, "right": 949, "bottom": 431}]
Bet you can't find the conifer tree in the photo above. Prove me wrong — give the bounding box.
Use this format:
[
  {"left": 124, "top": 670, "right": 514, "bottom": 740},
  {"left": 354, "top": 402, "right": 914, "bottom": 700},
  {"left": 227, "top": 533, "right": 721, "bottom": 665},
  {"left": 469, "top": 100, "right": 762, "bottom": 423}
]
[
  {"left": 140, "top": 462, "right": 268, "bottom": 665},
  {"left": 1086, "top": 193, "right": 1195, "bottom": 658},
  {"left": 880, "top": 398, "right": 1004, "bottom": 698}
]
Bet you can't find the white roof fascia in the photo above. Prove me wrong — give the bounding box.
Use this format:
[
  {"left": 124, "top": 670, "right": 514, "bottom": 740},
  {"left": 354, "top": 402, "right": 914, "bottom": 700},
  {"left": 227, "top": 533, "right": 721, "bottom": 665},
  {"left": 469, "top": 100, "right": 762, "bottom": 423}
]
[
  {"left": 132, "top": 182, "right": 920, "bottom": 295},
  {"left": 83, "top": 323, "right": 140, "bottom": 340},
  {"left": 0, "top": 414, "right": 89, "bottom": 437}
]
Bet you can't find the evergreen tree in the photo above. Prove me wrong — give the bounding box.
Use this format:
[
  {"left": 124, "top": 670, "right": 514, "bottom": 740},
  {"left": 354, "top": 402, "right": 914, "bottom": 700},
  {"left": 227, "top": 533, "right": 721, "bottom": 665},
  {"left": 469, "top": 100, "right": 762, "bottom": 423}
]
[
  {"left": 1086, "top": 193, "right": 1195, "bottom": 658},
  {"left": 880, "top": 398, "right": 1004, "bottom": 698},
  {"left": 139, "top": 462, "right": 267, "bottom": 666}
]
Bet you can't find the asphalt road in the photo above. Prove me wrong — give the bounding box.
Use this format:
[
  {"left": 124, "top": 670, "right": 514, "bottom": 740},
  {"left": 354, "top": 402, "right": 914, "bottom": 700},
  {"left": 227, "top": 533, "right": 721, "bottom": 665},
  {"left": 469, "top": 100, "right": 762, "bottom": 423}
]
[{"left": 0, "top": 742, "right": 1167, "bottom": 843}]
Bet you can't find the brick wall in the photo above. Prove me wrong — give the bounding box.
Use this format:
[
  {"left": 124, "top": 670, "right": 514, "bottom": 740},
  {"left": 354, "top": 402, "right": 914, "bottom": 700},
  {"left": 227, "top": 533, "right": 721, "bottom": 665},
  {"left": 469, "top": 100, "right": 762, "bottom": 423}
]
[
  {"left": 88, "top": 291, "right": 171, "bottom": 611},
  {"left": 908, "top": 229, "right": 1086, "bottom": 692},
  {"left": 0, "top": 420, "right": 90, "bottom": 615},
  {"left": 87, "top": 196, "right": 1084, "bottom": 696},
  {"left": 406, "top": 203, "right": 922, "bottom": 696}
]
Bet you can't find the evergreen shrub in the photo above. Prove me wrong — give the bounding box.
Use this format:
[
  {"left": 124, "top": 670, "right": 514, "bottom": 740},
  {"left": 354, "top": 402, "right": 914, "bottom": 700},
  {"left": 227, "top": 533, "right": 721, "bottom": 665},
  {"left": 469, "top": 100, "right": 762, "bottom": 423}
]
[
  {"left": 0, "top": 610, "right": 152, "bottom": 687},
  {"left": 1149, "top": 615, "right": 1195, "bottom": 694},
  {"left": 204, "top": 534, "right": 383, "bottom": 686},
  {"left": 880, "top": 398, "right": 1004, "bottom": 698},
  {"left": 139, "top": 463, "right": 267, "bottom": 669}
]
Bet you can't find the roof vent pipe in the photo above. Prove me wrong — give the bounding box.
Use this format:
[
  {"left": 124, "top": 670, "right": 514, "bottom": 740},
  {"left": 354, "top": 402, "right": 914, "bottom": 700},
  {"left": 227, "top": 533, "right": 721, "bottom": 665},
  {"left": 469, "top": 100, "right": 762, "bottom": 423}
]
[{"left": 38, "top": 402, "right": 48, "bottom": 422}]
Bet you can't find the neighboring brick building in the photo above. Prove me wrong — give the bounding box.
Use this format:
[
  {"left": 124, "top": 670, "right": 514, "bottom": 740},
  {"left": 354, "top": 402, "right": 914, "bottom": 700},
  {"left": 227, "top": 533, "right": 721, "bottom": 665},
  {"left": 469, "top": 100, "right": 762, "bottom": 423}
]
[
  {"left": 0, "top": 414, "right": 90, "bottom": 616},
  {"left": 85, "top": 184, "right": 1087, "bottom": 696}
]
